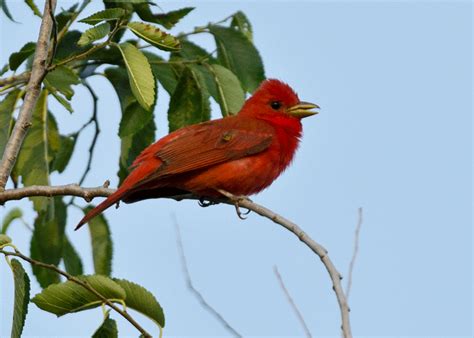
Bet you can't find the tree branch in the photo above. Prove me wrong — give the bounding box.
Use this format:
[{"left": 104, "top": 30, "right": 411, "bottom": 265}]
[
  {"left": 345, "top": 208, "right": 363, "bottom": 300},
  {"left": 0, "top": 248, "right": 152, "bottom": 337},
  {"left": 0, "top": 0, "right": 57, "bottom": 191},
  {"left": 0, "top": 184, "right": 353, "bottom": 337}
]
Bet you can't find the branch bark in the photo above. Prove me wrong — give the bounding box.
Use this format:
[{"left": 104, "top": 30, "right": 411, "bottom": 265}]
[{"left": 0, "top": 0, "right": 57, "bottom": 191}]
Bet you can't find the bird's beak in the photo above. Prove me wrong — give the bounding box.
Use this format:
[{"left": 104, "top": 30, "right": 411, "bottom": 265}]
[{"left": 287, "top": 101, "right": 320, "bottom": 118}]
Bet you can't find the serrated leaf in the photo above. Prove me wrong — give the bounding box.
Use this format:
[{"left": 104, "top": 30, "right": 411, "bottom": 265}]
[
  {"left": 93, "top": 315, "right": 118, "bottom": 338},
  {"left": 11, "top": 259, "right": 30, "bottom": 338},
  {"left": 119, "top": 101, "right": 153, "bottom": 137},
  {"left": 14, "top": 90, "right": 50, "bottom": 211},
  {"left": 134, "top": 4, "right": 194, "bottom": 29},
  {"left": 79, "top": 8, "right": 125, "bottom": 25},
  {"left": 208, "top": 64, "right": 245, "bottom": 116},
  {"left": 50, "top": 135, "right": 76, "bottom": 173},
  {"left": 44, "top": 66, "right": 80, "bottom": 100},
  {"left": 62, "top": 236, "right": 83, "bottom": 276},
  {"left": 209, "top": 25, "right": 265, "bottom": 93},
  {"left": 83, "top": 207, "right": 113, "bottom": 276},
  {"left": 0, "top": 234, "right": 12, "bottom": 246},
  {"left": 231, "top": 11, "right": 253, "bottom": 42},
  {"left": 114, "top": 279, "right": 165, "bottom": 327},
  {"left": 1, "top": 207, "right": 23, "bottom": 234},
  {"left": 118, "top": 117, "right": 155, "bottom": 184},
  {"left": 9, "top": 42, "right": 36, "bottom": 71},
  {"left": 30, "top": 197, "right": 67, "bottom": 287},
  {"left": 168, "top": 67, "right": 210, "bottom": 132},
  {"left": 78, "top": 22, "right": 110, "bottom": 47},
  {"left": 116, "top": 42, "right": 155, "bottom": 111},
  {"left": 24, "top": 0, "right": 41, "bottom": 17},
  {"left": 31, "top": 275, "right": 126, "bottom": 316},
  {"left": 127, "top": 22, "right": 180, "bottom": 51},
  {"left": 0, "top": 89, "right": 20, "bottom": 158}
]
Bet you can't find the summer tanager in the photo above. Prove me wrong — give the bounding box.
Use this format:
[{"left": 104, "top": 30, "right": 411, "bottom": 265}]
[{"left": 76, "top": 79, "right": 318, "bottom": 229}]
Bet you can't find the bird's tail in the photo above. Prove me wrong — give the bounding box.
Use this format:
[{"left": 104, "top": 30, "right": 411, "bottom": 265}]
[{"left": 74, "top": 188, "right": 129, "bottom": 230}]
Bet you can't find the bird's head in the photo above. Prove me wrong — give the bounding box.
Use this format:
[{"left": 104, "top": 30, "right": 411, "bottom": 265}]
[{"left": 239, "top": 79, "right": 319, "bottom": 120}]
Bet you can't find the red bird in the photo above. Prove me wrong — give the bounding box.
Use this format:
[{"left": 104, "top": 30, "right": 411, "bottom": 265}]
[{"left": 76, "top": 79, "right": 318, "bottom": 229}]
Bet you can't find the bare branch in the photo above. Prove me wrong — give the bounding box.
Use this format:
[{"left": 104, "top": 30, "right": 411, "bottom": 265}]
[
  {"left": 0, "top": 0, "right": 57, "bottom": 191},
  {"left": 0, "top": 73, "right": 30, "bottom": 88},
  {"left": 173, "top": 216, "right": 241, "bottom": 337},
  {"left": 0, "top": 248, "right": 152, "bottom": 337},
  {"left": 273, "top": 266, "right": 312, "bottom": 338},
  {"left": 345, "top": 207, "right": 363, "bottom": 300}
]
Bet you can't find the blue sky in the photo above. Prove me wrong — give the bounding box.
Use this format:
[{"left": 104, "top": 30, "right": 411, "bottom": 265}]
[{"left": 0, "top": 1, "right": 472, "bottom": 337}]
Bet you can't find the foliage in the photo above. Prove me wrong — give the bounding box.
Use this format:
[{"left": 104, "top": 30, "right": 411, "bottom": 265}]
[{"left": 0, "top": 1, "right": 265, "bottom": 336}]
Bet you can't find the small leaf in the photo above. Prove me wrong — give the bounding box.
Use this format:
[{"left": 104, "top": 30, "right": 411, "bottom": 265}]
[
  {"left": 0, "top": 234, "right": 12, "bottom": 246},
  {"left": 134, "top": 4, "right": 194, "bottom": 29},
  {"left": 127, "top": 22, "right": 180, "bottom": 51},
  {"left": 209, "top": 25, "right": 265, "bottom": 93},
  {"left": 30, "top": 197, "right": 67, "bottom": 287},
  {"left": 62, "top": 236, "right": 83, "bottom": 276},
  {"left": 116, "top": 42, "right": 156, "bottom": 111},
  {"left": 93, "top": 314, "right": 118, "bottom": 338},
  {"left": 79, "top": 8, "right": 126, "bottom": 25},
  {"left": 1, "top": 207, "right": 23, "bottom": 234},
  {"left": 50, "top": 90, "right": 73, "bottom": 113},
  {"left": 78, "top": 22, "right": 110, "bottom": 47},
  {"left": 9, "top": 42, "right": 36, "bottom": 71},
  {"left": 56, "top": 4, "right": 79, "bottom": 32},
  {"left": 32, "top": 275, "right": 126, "bottom": 316},
  {"left": 11, "top": 259, "right": 30, "bottom": 338},
  {"left": 231, "top": 11, "right": 253, "bottom": 41},
  {"left": 0, "top": 89, "right": 20, "bottom": 158},
  {"left": 208, "top": 64, "right": 245, "bottom": 116},
  {"left": 50, "top": 135, "right": 76, "bottom": 173},
  {"left": 114, "top": 279, "right": 165, "bottom": 327},
  {"left": 168, "top": 67, "right": 210, "bottom": 132},
  {"left": 44, "top": 66, "right": 80, "bottom": 100},
  {"left": 84, "top": 207, "right": 113, "bottom": 276},
  {"left": 24, "top": 0, "right": 42, "bottom": 17},
  {"left": 119, "top": 101, "right": 153, "bottom": 137},
  {"left": 0, "top": 0, "right": 16, "bottom": 22}
]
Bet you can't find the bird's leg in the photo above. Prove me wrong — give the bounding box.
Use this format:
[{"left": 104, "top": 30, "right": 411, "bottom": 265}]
[{"left": 216, "top": 189, "right": 252, "bottom": 220}]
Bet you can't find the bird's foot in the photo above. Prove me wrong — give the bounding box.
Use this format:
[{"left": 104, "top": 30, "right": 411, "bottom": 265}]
[
  {"left": 216, "top": 189, "right": 252, "bottom": 220},
  {"left": 198, "top": 197, "right": 218, "bottom": 208}
]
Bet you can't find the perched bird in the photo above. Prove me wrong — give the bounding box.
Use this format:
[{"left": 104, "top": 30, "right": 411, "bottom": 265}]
[{"left": 76, "top": 79, "right": 318, "bottom": 229}]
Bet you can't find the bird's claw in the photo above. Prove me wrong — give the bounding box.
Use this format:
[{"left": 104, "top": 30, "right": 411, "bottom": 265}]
[
  {"left": 234, "top": 202, "right": 251, "bottom": 220},
  {"left": 198, "top": 198, "right": 217, "bottom": 208}
]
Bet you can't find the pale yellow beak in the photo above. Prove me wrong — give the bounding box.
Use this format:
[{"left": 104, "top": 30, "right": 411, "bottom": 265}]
[{"left": 287, "top": 101, "right": 320, "bottom": 118}]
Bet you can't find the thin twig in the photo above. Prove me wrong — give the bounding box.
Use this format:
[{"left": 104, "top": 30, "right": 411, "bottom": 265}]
[
  {"left": 345, "top": 207, "right": 363, "bottom": 300},
  {"left": 173, "top": 215, "right": 241, "bottom": 337},
  {"left": 0, "top": 0, "right": 57, "bottom": 191},
  {"left": 0, "top": 248, "right": 151, "bottom": 337},
  {"left": 273, "top": 266, "right": 312, "bottom": 338},
  {"left": 0, "top": 73, "right": 31, "bottom": 88}
]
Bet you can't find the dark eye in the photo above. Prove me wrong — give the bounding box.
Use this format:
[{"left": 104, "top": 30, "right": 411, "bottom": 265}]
[{"left": 270, "top": 101, "right": 282, "bottom": 110}]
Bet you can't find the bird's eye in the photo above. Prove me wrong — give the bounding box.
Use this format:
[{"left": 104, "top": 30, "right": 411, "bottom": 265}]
[{"left": 270, "top": 101, "right": 282, "bottom": 110}]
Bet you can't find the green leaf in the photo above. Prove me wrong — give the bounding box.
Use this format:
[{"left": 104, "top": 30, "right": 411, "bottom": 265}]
[
  {"left": 134, "top": 4, "right": 194, "bottom": 29},
  {"left": 208, "top": 64, "right": 245, "bottom": 116},
  {"left": 10, "top": 259, "right": 30, "bottom": 338},
  {"left": 62, "top": 236, "right": 84, "bottom": 276},
  {"left": 56, "top": 4, "right": 79, "bottom": 32},
  {"left": 114, "top": 279, "right": 165, "bottom": 328},
  {"left": 118, "top": 117, "right": 155, "bottom": 184},
  {"left": 0, "top": 89, "right": 20, "bottom": 158},
  {"left": 1, "top": 207, "right": 23, "bottom": 234},
  {"left": 32, "top": 275, "right": 126, "bottom": 316},
  {"left": 9, "top": 42, "right": 36, "bottom": 71},
  {"left": 50, "top": 90, "right": 74, "bottom": 113},
  {"left": 231, "top": 11, "right": 253, "bottom": 41},
  {"left": 0, "top": 0, "right": 16, "bottom": 22},
  {"left": 83, "top": 207, "right": 113, "bottom": 276},
  {"left": 104, "top": 67, "right": 135, "bottom": 111},
  {"left": 30, "top": 197, "right": 67, "bottom": 287},
  {"left": 146, "top": 52, "right": 180, "bottom": 95},
  {"left": 127, "top": 22, "right": 180, "bottom": 51},
  {"left": 116, "top": 42, "right": 156, "bottom": 111},
  {"left": 44, "top": 66, "right": 80, "bottom": 100},
  {"left": 78, "top": 22, "right": 110, "bottom": 47},
  {"left": 119, "top": 101, "right": 153, "bottom": 137},
  {"left": 50, "top": 135, "right": 76, "bottom": 173},
  {"left": 93, "top": 314, "right": 118, "bottom": 338},
  {"left": 79, "top": 8, "right": 126, "bottom": 25},
  {"left": 168, "top": 67, "right": 210, "bottom": 132},
  {"left": 24, "top": 0, "right": 42, "bottom": 17},
  {"left": 173, "top": 40, "right": 215, "bottom": 62},
  {"left": 0, "top": 234, "right": 12, "bottom": 246},
  {"left": 14, "top": 90, "right": 50, "bottom": 211},
  {"left": 209, "top": 25, "right": 265, "bottom": 93},
  {"left": 55, "top": 30, "right": 88, "bottom": 62}
]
